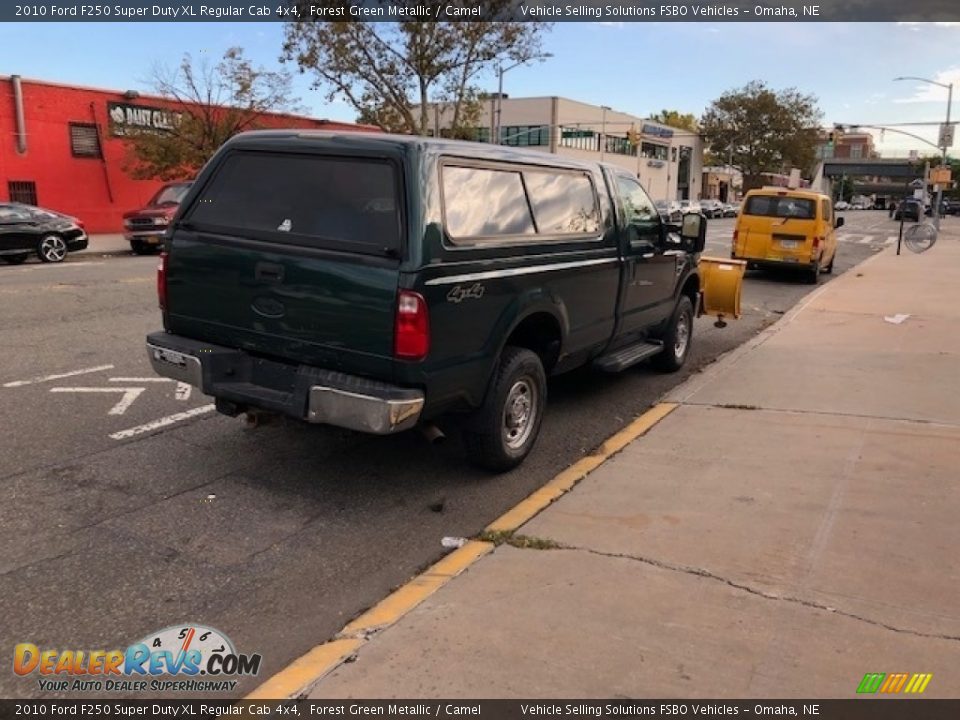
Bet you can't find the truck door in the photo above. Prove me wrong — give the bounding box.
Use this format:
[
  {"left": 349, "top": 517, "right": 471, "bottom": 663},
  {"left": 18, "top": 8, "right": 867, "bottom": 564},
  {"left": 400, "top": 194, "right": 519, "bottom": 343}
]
[{"left": 611, "top": 173, "right": 678, "bottom": 336}]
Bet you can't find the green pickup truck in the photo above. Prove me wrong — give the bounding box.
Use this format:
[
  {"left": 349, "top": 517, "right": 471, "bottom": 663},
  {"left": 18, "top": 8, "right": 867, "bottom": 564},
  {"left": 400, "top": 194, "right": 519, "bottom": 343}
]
[{"left": 146, "top": 131, "right": 706, "bottom": 470}]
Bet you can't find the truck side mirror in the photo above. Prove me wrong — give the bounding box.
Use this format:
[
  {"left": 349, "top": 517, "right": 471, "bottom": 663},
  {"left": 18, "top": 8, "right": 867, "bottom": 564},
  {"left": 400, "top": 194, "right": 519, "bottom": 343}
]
[
  {"left": 680, "top": 212, "right": 706, "bottom": 253},
  {"left": 835, "top": 217, "right": 845, "bottom": 228}
]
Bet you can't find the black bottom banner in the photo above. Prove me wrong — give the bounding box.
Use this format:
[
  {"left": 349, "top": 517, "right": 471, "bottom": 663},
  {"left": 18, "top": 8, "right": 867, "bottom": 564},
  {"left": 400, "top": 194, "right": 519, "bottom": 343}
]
[{"left": 1, "top": 700, "right": 959, "bottom": 720}]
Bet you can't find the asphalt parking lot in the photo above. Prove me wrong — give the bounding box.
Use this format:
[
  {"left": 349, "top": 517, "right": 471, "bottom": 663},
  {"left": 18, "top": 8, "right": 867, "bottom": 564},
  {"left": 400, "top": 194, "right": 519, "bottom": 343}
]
[{"left": 0, "top": 213, "right": 889, "bottom": 697}]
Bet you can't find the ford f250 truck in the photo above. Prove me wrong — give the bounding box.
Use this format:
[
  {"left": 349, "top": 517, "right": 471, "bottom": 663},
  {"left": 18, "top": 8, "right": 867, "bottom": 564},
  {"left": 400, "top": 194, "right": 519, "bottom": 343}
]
[{"left": 146, "top": 131, "right": 708, "bottom": 471}]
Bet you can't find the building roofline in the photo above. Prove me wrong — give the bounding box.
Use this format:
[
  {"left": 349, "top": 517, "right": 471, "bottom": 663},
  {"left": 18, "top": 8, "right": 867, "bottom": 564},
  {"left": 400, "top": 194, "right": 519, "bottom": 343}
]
[{"left": 0, "top": 74, "right": 376, "bottom": 130}]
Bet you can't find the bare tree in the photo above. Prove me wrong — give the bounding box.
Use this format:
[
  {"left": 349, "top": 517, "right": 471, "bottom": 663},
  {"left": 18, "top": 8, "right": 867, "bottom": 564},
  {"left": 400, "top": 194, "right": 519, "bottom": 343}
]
[
  {"left": 125, "top": 47, "right": 301, "bottom": 180},
  {"left": 282, "top": 10, "right": 550, "bottom": 136}
]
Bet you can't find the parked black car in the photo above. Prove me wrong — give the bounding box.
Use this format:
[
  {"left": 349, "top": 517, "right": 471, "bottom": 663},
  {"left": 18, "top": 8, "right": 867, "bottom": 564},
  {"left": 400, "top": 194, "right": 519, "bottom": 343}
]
[
  {"left": 0, "top": 203, "right": 88, "bottom": 264},
  {"left": 945, "top": 199, "right": 960, "bottom": 216},
  {"left": 893, "top": 199, "right": 922, "bottom": 222}
]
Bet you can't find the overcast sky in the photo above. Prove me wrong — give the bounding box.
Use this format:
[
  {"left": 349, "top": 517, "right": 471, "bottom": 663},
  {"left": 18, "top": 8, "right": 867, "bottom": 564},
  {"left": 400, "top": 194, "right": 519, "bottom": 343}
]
[{"left": 2, "top": 21, "right": 957, "bottom": 157}]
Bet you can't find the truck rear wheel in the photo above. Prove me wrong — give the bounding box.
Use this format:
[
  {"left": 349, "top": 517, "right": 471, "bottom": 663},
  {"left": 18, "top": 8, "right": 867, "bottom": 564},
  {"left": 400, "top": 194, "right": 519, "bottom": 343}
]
[
  {"left": 652, "top": 295, "right": 694, "bottom": 373},
  {"left": 463, "top": 347, "right": 546, "bottom": 472}
]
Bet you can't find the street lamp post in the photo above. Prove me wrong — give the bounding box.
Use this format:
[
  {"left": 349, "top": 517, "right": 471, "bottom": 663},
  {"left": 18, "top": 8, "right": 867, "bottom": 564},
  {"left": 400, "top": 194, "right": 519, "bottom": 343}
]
[
  {"left": 495, "top": 53, "right": 553, "bottom": 145},
  {"left": 894, "top": 76, "right": 955, "bottom": 229}
]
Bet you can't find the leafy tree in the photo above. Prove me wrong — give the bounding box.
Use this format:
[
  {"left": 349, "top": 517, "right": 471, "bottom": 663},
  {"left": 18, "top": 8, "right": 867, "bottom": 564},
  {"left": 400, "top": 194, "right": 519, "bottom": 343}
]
[
  {"left": 282, "top": 9, "right": 549, "bottom": 136},
  {"left": 700, "top": 81, "right": 823, "bottom": 190},
  {"left": 124, "top": 48, "right": 301, "bottom": 180},
  {"left": 834, "top": 176, "right": 855, "bottom": 203},
  {"left": 648, "top": 109, "right": 698, "bottom": 132}
]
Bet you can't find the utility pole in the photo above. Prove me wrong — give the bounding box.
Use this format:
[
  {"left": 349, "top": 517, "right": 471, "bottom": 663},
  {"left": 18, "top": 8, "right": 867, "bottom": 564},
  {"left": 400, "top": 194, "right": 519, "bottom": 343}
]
[{"left": 600, "top": 105, "right": 610, "bottom": 162}]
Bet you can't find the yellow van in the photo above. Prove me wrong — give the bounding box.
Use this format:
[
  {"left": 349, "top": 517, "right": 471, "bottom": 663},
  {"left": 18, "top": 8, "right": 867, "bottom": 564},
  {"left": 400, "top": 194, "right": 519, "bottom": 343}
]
[{"left": 731, "top": 188, "right": 843, "bottom": 283}]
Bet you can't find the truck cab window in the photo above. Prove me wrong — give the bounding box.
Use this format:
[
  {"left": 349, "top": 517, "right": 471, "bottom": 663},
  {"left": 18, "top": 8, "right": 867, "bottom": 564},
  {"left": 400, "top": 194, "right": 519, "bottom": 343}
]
[{"left": 615, "top": 175, "right": 661, "bottom": 245}]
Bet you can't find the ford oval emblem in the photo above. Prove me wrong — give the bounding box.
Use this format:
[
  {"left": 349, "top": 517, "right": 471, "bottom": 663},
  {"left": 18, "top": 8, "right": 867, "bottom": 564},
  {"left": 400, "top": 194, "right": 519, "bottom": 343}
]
[{"left": 252, "top": 296, "right": 285, "bottom": 318}]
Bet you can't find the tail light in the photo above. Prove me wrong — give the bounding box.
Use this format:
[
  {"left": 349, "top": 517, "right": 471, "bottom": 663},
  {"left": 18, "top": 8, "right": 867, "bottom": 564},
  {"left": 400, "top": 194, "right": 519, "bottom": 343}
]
[
  {"left": 157, "top": 252, "right": 168, "bottom": 311},
  {"left": 812, "top": 236, "right": 822, "bottom": 249},
  {"left": 394, "top": 290, "right": 429, "bottom": 360}
]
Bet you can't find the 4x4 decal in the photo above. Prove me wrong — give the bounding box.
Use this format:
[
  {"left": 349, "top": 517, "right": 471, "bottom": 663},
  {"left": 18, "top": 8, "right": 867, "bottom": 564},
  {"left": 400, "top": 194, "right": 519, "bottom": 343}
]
[{"left": 447, "top": 283, "right": 485, "bottom": 303}]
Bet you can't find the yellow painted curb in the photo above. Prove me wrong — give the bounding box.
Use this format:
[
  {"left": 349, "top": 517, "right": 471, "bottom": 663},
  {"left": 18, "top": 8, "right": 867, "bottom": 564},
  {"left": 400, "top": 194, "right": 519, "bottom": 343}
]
[
  {"left": 340, "top": 540, "right": 493, "bottom": 637},
  {"left": 245, "top": 638, "right": 363, "bottom": 700},
  {"left": 486, "top": 402, "right": 678, "bottom": 533},
  {"left": 245, "top": 541, "right": 492, "bottom": 699},
  {"left": 245, "top": 402, "right": 678, "bottom": 699}
]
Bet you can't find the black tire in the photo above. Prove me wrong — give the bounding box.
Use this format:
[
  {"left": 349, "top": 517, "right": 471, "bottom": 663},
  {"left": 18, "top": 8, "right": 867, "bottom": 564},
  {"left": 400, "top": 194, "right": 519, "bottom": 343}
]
[
  {"left": 652, "top": 295, "right": 694, "bottom": 373},
  {"left": 805, "top": 257, "right": 822, "bottom": 284},
  {"left": 37, "top": 234, "right": 68, "bottom": 263},
  {"left": 2, "top": 254, "right": 29, "bottom": 265},
  {"left": 824, "top": 251, "right": 835, "bottom": 274},
  {"left": 130, "top": 240, "right": 153, "bottom": 255},
  {"left": 463, "top": 347, "right": 547, "bottom": 472}
]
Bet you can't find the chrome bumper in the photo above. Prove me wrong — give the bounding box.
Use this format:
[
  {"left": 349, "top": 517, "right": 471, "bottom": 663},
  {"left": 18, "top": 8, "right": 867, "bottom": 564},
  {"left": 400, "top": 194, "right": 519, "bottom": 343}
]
[{"left": 146, "top": 336, "right": 423, "bottom": 435}]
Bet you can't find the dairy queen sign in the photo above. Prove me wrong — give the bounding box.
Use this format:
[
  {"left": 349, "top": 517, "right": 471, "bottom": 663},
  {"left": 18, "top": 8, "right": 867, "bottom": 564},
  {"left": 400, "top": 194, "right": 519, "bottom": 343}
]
[{"left": 107, "top": 101, "right": 183, "bottom": 136}]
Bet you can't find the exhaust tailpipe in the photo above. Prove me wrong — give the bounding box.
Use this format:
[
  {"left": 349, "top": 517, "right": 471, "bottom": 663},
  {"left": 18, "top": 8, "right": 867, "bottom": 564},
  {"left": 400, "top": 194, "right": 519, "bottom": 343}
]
[{"left": 420, "top": 424, "right": 446, "bottom": 444}]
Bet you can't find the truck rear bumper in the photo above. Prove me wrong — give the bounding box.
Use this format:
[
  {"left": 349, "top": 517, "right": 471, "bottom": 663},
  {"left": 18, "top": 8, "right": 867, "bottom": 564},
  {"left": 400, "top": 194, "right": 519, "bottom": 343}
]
[{"left": 145, "top": 332, "right": 423, "bottom": 434}]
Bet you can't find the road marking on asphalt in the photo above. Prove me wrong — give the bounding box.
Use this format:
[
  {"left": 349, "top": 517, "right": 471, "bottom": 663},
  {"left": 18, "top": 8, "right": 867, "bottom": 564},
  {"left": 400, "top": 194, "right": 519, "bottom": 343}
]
[
  {"left": 12, "top": 261, "right": 105, "bottom": 271},
  {"left": 175, "top": 382, "right": 192, "bottom": 400},
  {"left": 3, "top": 364, "right": 114, "bottom": 388},
  {"left": 245, "top": 401, "right": 680, "bottom": 700},
  {"left": 857, "top": 235, "right": 875, "bottom": 244},
  {"left": 109, "top": 404, "right": 216, "bottom": 440},
  {"left": 109, "top": 377, "right": 174, "bottom": 382},
  {"left": 50, "top": 386, "right": 145, "bottom": 415}
]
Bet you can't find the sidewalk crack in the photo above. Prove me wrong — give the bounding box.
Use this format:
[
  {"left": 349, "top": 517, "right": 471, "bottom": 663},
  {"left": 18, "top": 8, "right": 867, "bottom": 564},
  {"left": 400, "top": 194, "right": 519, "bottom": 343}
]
[{"left": 555, "top": 545, "right": 960, "bottom": 643}]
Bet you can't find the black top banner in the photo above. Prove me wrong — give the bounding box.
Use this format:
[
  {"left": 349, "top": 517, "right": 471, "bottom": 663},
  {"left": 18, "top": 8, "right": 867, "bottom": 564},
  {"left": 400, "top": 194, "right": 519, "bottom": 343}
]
[
  {"left": 4, "top": 0, "right": 960, "bottom": 22},
  {"left": 1, "top": 700, "right": 959, "bottom": 719}
]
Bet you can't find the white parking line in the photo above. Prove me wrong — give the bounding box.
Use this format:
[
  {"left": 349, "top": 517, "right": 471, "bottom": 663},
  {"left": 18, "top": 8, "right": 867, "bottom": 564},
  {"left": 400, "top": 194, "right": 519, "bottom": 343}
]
[
  {"left": 109, "top": 377, "right": 174, "bottom": 382},
  {"left": 50, "top": 386, "right": 145, "bottom": 415},
  {"left": 3, "top": 364, "right": 114, "bottom": 388},
  {"left": 109, "top": 404, "right": 216, "bottom": 440},
  {"left": 12, "top": 261, "right": 105, "bottom": 271},
  {"left": 175, "top": 382, "right": 192, "bottom": 400},
  {"left": 857, "top": 235, "right": 875, "bottom": 244}
]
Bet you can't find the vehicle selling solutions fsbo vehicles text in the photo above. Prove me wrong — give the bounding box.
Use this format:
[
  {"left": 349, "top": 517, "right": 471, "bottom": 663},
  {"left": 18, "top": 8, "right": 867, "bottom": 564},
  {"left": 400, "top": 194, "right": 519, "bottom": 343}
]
[{"left": 520, "top": 5, "right": 743, "bottom": 18}]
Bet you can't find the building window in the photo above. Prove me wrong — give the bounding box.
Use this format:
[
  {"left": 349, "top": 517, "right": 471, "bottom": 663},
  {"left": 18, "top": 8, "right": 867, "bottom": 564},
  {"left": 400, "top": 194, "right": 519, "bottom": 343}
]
[
  {"left": 69, "top": 123, "right": 102, "bottom": 158},
  {"left": 640, "top": 142, "right": 669, "bottom": 161},
  {"left": 850, "top": 144, "right": 863, "bottom": 159},
  {"left": 8, "top": 181, "right": 38, "bottom": 206},
  {"left": 500, "top": 125, "right": 549, "bottom": 146},
  {"left": 559, "top": 127, "right": 599, "bottom": 152},
  {"left": 605, "top": 135, "right": 636, "bottom": 156}
]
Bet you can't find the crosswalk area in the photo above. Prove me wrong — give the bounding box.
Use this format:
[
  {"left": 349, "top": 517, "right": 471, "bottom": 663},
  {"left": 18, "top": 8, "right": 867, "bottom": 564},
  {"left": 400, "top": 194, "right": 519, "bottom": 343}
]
[
  {"left": 836, "top": 233, "right": 897, "bottom": 246},
  {"left": 704, "top": 232, "right": 897, "bottom": 248}
]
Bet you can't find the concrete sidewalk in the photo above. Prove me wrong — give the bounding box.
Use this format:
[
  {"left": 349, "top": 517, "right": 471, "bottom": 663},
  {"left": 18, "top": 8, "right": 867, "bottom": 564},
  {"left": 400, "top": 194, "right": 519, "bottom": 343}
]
[
  {"left": 303, "top": 227, "right": 960, "bottom": 699},
  {"left": 78, "top": 233, "right": 134, "bottom": 256}
]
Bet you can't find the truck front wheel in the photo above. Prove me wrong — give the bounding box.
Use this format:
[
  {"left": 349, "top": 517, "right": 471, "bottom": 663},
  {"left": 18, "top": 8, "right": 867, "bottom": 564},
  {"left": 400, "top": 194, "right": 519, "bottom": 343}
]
[
  {"left": 463, "top": 347, "right": 547, "bottom": 472},
  {"left": 652, "top": 295, "right": 694, "bottom": 373}
]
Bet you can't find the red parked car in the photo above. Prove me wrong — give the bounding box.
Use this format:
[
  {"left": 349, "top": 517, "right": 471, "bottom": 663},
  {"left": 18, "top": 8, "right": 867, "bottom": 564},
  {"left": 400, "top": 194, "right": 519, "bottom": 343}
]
[{"left": 123, "top": 181, "right": 192, "bottom": 254}]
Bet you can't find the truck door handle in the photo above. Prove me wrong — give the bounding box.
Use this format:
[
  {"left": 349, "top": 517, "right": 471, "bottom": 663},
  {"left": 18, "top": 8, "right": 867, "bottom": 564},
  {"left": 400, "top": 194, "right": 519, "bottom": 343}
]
[{"left": 255, "top": 262, "right": 284, "bottom": 283}]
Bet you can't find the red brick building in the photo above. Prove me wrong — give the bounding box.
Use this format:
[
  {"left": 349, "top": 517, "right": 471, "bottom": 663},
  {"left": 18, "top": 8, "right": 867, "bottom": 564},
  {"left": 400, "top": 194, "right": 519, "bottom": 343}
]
[{"left": 0, "top": 76, "right": 376, "bottom": 232}]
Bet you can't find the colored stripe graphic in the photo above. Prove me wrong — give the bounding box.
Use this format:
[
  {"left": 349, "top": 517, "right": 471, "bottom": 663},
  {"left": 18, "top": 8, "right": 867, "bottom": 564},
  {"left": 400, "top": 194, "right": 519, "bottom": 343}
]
[
  {"left": 880, "top": 673, "right": 909, "bottom": 693},
  {"left": 857, "top": 672, "right": 932, "bottom": 694},
  {"left": 857, "top": 673, "right": 885, "bottom": 694},
  {"left": 903, "top": 673, "right": 933, "bottom": 694}
]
